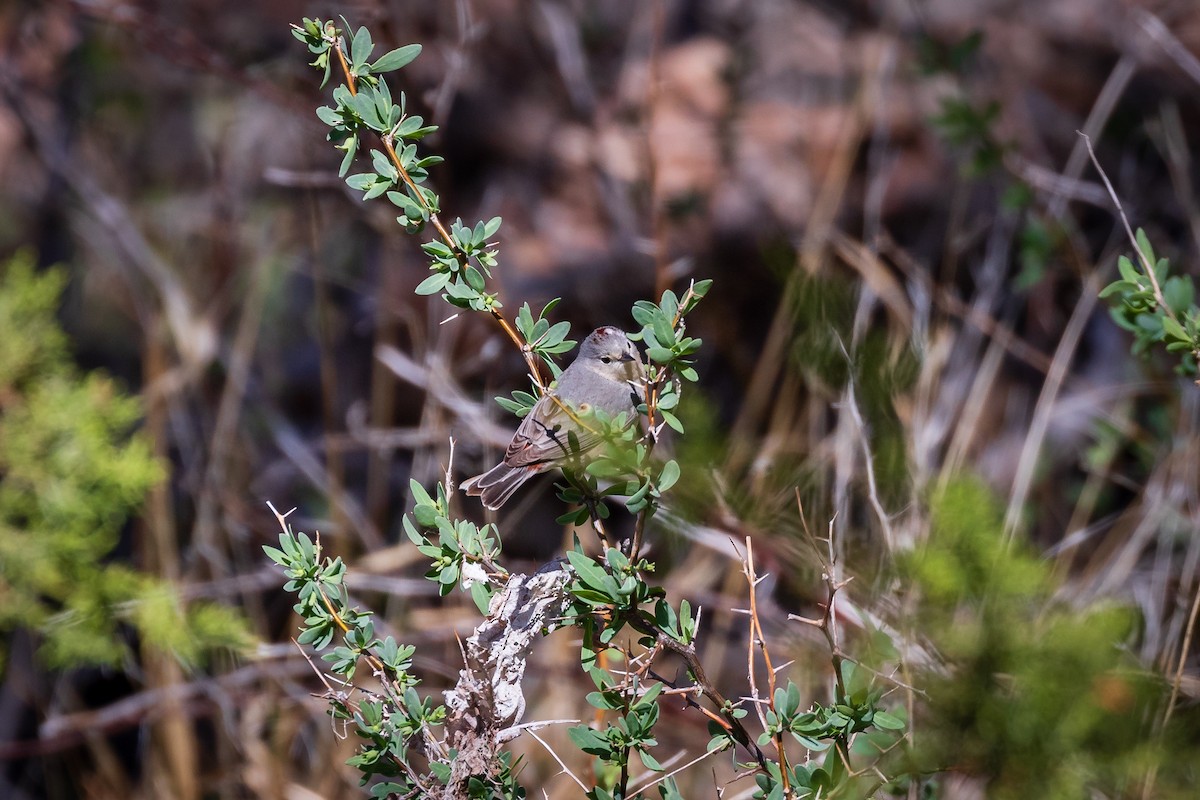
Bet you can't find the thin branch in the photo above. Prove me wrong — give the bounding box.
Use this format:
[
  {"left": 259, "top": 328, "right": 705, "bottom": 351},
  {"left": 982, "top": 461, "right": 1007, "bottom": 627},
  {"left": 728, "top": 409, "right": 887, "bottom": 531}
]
[
  {"left": 527, "top": 728, "right": 590, "bottom": 793},
  {"left": 628, "top": 617, "right": 768, "bottom": 770},
  {"left": 629, "top": 744, "right": 722, "bottom": 795},
  {"left": 1079, "top": 132, "right": 1178, "bottom": 325},
  {"left": 742, "top": 536, "right": 792, "bottom": 796}
]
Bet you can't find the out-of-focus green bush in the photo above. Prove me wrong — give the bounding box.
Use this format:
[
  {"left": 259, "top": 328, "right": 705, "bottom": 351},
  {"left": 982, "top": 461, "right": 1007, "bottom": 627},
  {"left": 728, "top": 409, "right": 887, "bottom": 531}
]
[
  {"left": 902, "top": 477, "right": 1195, "bottom": 798},
  {"left": 0, "top": 252, "right": 247, "bottom": 671}
]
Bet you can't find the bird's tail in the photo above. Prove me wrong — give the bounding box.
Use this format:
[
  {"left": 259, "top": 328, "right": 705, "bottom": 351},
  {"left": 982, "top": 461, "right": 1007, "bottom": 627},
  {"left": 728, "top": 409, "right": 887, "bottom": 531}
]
[{"left": 460, "top": 463, "right": 537, "bottom": 510}]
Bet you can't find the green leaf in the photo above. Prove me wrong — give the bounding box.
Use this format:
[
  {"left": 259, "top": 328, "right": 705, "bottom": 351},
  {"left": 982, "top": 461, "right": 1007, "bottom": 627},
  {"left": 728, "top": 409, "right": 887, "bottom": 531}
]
[
  {"left": 1155, "top": 257, "right": 1169, "bottom": 285},
  {"left": 338, "top": 138, "right": 358, "bottom": 177},
  {"left": 571, "top": 587, "right": 616, "bottom": 606},
  {"left": 652, "top": 315, "right": 675, "bottom": 349},
  {"left": 415, "top": 271, "right": 451, "bottom": 296},
  {"left": 409, "top": 478, "right": 434, "bottom": 507},
  {"left": 707, "top": 734, "right": 732, "bottom": 753},
  {"left": 586, "top": 690, "right": 619, "bottom": 711},
  {"left": 1136, "top": 313, "right": 1162, "bottom": 334},
  {"left": 640, "top": 681, "right": 664, "bottom": 706},
  {"left": 630, "top": 301, "right": 657, "bottom": 328},
  {"left": 1136, "top": 228, "right": 1156, "bottom": 267},
  {"left": 540, "top": 320, "right": 572, "bottom": 348},
  {"left": 658, "top": 460, "right": 680, "bottom": 492},
  {"left": 1099, "top": 279, "right": 1133, "bottom": 299},
  {"left": 1117, "top": 255, "right": 1139, "bottom": 284},
  {"left": 470, "top": 581, "right": 492, "bottom": 614},
  {"left": 659, "top": 409, "right": 684, "bottom": 433},
  {"left": 350, "top": 26, "right": 373, "bottom": 68},
  {"left": 395, "top": 115, "right": 428, "bottom": 138},
  {"left": 661, "top": 290, "right": 679, "bottom": 321},
  {"left": 1162, "top": 315, "right": 1188, "bottom": 343},
  {"left": 568, "top": 725, "right": 612, "bottom": 757},
  {"left": 568, "top": 550, "right": 610, "bottom": 593},
  {"left": 516, "top": 303, "right": 535, "bottom": 338},
  {"left": 370, "top": 43, "right": 421, "bottom": 73},
  {"left": 315, "top": 105, "right": 341, "bottom": 126},
  {"left": 872, "top": 710, "right": 906, "bottom": 730},
  {"left": 1163, "top": 275, "right": 1195, "bottom": 316},
  {"left": 464, "top": 265, "right": 486, "bottom": 292},
  {"left": 349, "top": 90, "right": 383, "bottom": 130},
  {"left": 387, "top": 189, "right": 423, "bottom": 217},
  {"left": 370, "top": 148, "right": 392, "bottom": 177},
  {"left": 262, "top": 545, "right": 288, "bottom": 565},
  {"left": 785, "top": 681, "right": 801, "bottom": 717},
  {"left": 556, "top": 507, "right": 591, "bottom": 527},
  {"left": 638, "top": 748, "right": 665, "bottom": 771},
  {"left": 647, "top": 346, "right": 674, "bottom": 363}
]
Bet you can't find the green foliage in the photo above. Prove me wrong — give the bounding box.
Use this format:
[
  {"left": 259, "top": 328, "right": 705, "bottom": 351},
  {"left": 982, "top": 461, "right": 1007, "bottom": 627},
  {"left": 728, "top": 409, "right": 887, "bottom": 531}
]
[
  {"left": 931, "top": 98, "right": 1004, "bottom": 175},
  {"left": 514, "top": 297, "right": 575, "bottom": 377},
  {"left": 268, "top": 508, "right": 526, "bottom": 797},
  {"left": 265, "top": 520, "right": 450, "bottom": 793},
  {"left": 902, "top": 477, "right": 1170, "bottom": 798},
  {"left": 0, "top": 252, "right": 248, "bottom": 671},
  {"left": 916, "top": 29, "right": 984, "bottom": 76},
  {"left": 402, "top": 478, "right": 506, "bottom": 612},
  {"left": 1100, "top": 228, "right": 1200, "bottom": 377},
  {"left": 570, "top": 679, "right": 665, "bottom": 792},
  {"left": 295, "top": 16, "right": 508, "bottom": 319},
  {"left": 920, "top": 29, "right": 1007, "bottom": 176}
]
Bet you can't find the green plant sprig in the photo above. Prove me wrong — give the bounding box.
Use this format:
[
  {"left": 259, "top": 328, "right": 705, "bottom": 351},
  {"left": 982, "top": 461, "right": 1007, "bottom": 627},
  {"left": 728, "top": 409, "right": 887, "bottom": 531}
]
[
  {"left": 565, "top": 544, "right": 768, "bottom": 784},
  {"left": 1081, "top": 132, "right": 1200, "bottom": 381},
  {"left": 625, "top": 278, "right": 711, "bottom": 558},
  {"left": 401, "top": 475, "right": 508, "bottom": 614},
  {"left": 1099, "top": 228, "right": 1199, "bottom": 379},
  {"left": 264, "top": 503, "right": 448, "bottom": 795},
  {"left": 292, "top": 16, "right": 550, "bottom": 391}
]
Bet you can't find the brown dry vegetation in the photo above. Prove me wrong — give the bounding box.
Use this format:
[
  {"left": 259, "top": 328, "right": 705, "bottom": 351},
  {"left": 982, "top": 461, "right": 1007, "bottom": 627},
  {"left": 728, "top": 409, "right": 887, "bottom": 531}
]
[{"left": 2, "top": 0, "right": 1200, "bottom": 798}]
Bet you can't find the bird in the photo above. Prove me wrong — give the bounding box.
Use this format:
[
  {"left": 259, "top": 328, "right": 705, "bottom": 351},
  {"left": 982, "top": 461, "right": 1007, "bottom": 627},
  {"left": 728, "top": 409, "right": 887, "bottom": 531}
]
[{"left": 461, "top": 326, "right": 645, "bottom": 510}]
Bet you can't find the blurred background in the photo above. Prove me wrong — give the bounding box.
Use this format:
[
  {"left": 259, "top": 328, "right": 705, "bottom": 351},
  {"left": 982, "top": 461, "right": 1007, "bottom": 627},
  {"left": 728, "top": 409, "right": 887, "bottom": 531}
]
[{"left": 2, "top": 0, "right": 1200, "bottom": 797}]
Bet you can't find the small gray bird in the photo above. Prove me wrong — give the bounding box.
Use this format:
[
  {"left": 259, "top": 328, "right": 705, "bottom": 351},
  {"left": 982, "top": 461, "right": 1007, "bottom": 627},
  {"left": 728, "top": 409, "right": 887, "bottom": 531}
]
[{"left": 462, "top": 326, "right": 644, "bottom": 509}]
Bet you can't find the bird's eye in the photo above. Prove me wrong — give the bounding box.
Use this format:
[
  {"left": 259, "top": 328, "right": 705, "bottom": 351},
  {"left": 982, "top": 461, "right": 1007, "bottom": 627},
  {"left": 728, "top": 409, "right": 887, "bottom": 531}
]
[{"left": 600, "top": 356, "right": 612, "bottom": 364}]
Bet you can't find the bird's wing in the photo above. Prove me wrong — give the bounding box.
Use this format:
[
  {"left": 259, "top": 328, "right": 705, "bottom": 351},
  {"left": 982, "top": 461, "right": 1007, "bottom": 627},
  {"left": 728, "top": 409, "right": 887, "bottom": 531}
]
[{"left": 503, "top": 394, "right": 607, "bottom": 468}]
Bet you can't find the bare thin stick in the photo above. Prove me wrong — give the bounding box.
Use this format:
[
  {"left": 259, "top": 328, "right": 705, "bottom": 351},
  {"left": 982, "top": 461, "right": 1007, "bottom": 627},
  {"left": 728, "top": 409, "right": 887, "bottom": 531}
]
[
  {"left": 444, "top": 436, "right": 457, "bottom": 503},
  {"left": 630, "top": 744, "right": 722, "bottom": 795},
  {"left": 1165, "top": 581, "right": 1200, "bottom": 729},
  {"left": 742, "top": 539, "right": 769, "bottom": 731},
  {"left": 527, "top": 728, "right": 590, "bottom": 793},
  {"left": 742, "top": 536, "right": 792, "bottom": 795},
  {"left": 1079, "top": 132, "right": 1178, "bottom": 324}
]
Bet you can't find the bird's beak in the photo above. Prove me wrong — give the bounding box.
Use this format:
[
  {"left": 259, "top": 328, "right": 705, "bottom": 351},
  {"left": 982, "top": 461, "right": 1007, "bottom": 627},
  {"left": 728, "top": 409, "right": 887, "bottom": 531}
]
[{"left": 619, "top": 353, "right": 635, "bottom": 363}]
